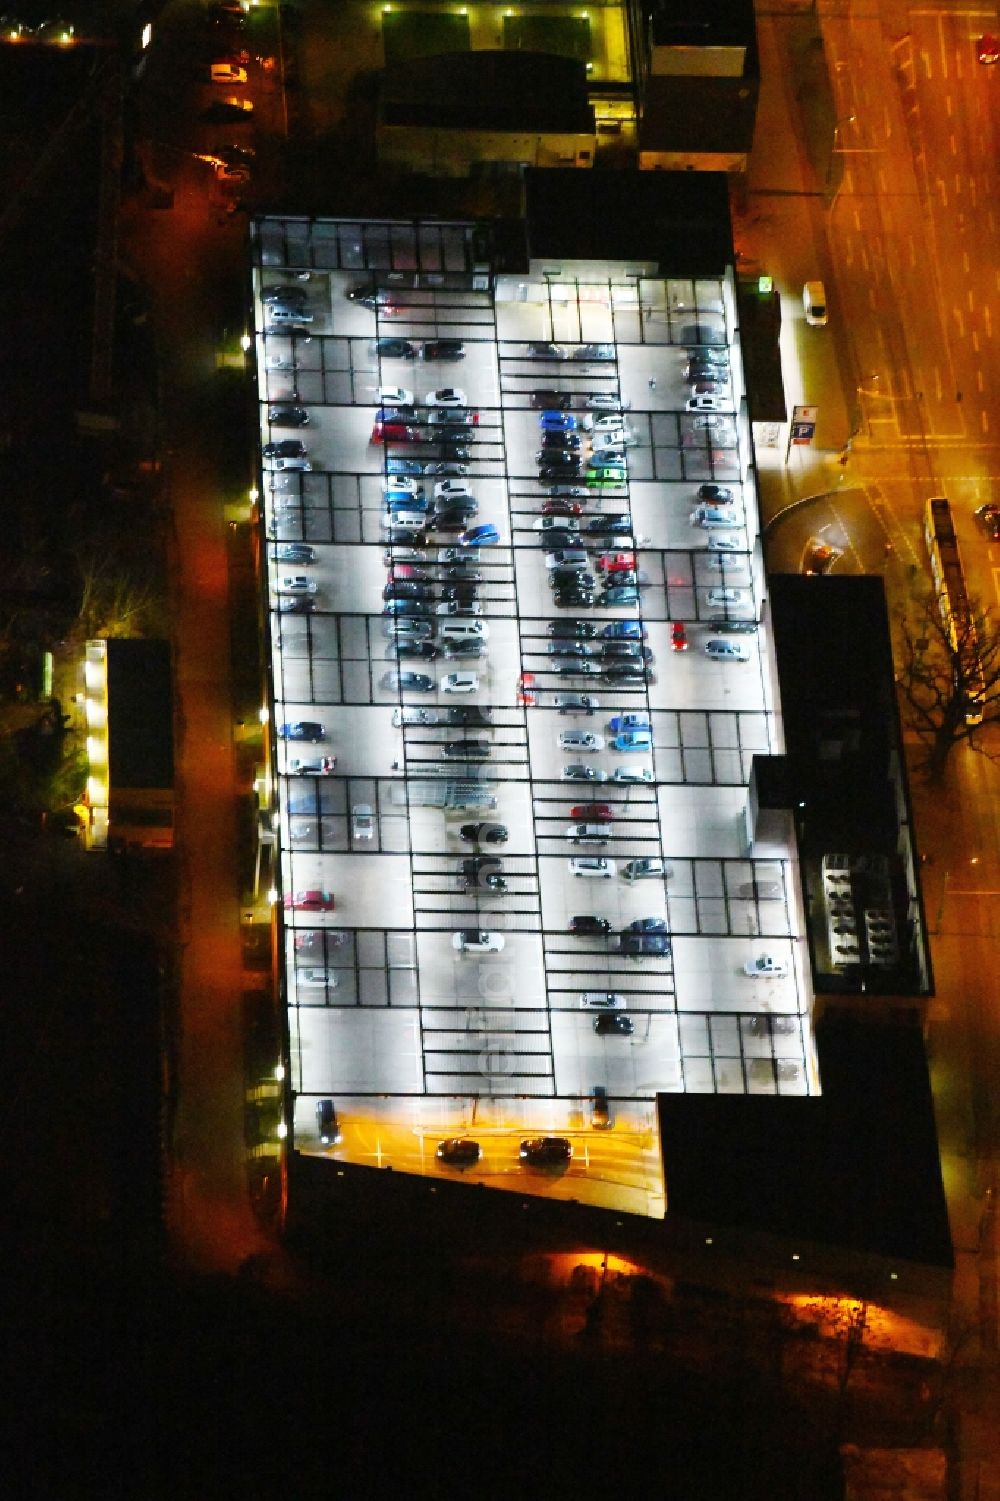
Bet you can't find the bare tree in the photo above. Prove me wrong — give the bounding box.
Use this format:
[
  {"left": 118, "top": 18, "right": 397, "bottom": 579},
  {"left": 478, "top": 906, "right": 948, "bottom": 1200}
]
[
  {"left": 894, "top": 589, "right": 1000, "bottom": 781},
  {"left": 73, "top": 549, "right": 161, "bottom": 641}
]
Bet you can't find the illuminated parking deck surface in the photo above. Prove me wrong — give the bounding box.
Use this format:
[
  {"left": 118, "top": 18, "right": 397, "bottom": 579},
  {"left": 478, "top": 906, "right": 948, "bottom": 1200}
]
[{"left": 252, "top": 215, "right": 817, "bottom": 1217}]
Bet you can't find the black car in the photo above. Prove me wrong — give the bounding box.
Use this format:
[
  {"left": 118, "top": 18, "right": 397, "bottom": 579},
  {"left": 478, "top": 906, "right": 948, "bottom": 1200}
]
[
  {"left": 975, "top": 503, "right": 1000, "bottom": 539},
  {"left": 620, "top": 933, "right": 672, "bottom": 956},
  {"left": 530, "top": 390, "right": 573, "bottom": 410},
  {"left": 594, "top": 1014, "right": 634, "bottom": 1037},
  {"left": 422, "top": 461, "right": 469, "bottom": 477},
  {"left": 435, "top": 1137, "right": 480, "bottom": 1167},
  {"left": 460, "top": 821, "right": 507, "bottom": 843},
  {"left": 444, "top": 738, "right": 491, "bottom": 759},
  {"left": 432, "top": 444, "right": 472, "bottom": 463},
  {"left": 316, "top": 1099, "right": 341, "bottom": 1145},
  {"left": 569, "top": 915, "right": 612, "bottom": 936},
  {"left": 262, "top": 439, "right": 307, "bottom": 459},
  {"left": 383, "top": 582, "right": 433, "bottom": 601},
  {"left": 529, "top": 343, "right": 568, "bottom": 360},
  {"left": 446, "top": 707, "right": 493, "bottom": 728},
  {"left": 268, "top": 405, "right": 310, "bottom": 426},
  {"left": 625, "top": 917, "right": 668, "bottom": 934},
  {"left": 585, "top": 514, "right": 632, "bottom": 534},
  {"left": 554, "top": 586, "right": 596, "bottom": 608},
  {"left": 539, "top": 431, "right": 582, "bottom": 451},
  {"left": 556, "top": 662, "right": 600, "bottom": 678},
  {"left": 600, "top": 641, "right": 654, "bottom": 662},
  {"left": 441, "top": 638, "right": 485, "bottom": 659},
  {"left": 442, "top": 564, "right": 483, "bottom": 582},
  {"left": 539, "top": 529, "right": 579, "bottom": 552},
  {"left": 440, "top": 585, "right": 479, "bottom": 604},
  {"left": 708, "top": 616, "right": 758, "bottom": 633},
  {"left": 547, "top": 620, "right": 600, "bottom": 639},
  {"left": 262, "top": 284, "right": 308, "bottom": 306},
  {"left": 550, "top": 567, "right": 595, "bottom": 589},
  {"left": 385, "top": 528, "right": 429, "bottom": 548},
  {"left": 697, "top": 483, "right": 735, "bottom": 504},
  {"left": 385, "top": 640, "right": 438, "bottom": 660},
  {"left": 274, "top": 543, "right": 316, "bottom": 564},
  {"left": 432, "top": 507, "right": 478, "bottom": 532},
  {"left": 536, "top": 452, "right": 581, "bottom": 471},
  {"left": 381, "top": 671, "right": 435, "bottom": 692},
  {"left": 547, "top": 485, "right": 588, "bottom": 499},
  {"left": 423, "top": 340, "right": 466, "bottom": 361},
  {"left": 519, "top": 1136, "right": 572, "bottom": 1166},
  {"left": 680, "top": 322, "right": 727, "bottom": 347},
  {"left": 376, "top": 337, "right": 416, "bottom": 359},
  {"left": 201, "top": 99, "right": 255, "bottom": 123},
  {"left": 548, "top": 640, "right": 594, "bottom": 659},
  {"left": 601, "top": 664, "right": 647, "bottom": 682},
  {"left": 458, "top": 856, "right": 505, "bottom": 891}
]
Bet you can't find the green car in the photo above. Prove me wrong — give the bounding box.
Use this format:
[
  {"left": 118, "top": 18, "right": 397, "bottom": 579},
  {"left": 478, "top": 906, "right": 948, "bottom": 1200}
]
[{"left": 586, "top": 464, "right": 627, "bottom": 487}]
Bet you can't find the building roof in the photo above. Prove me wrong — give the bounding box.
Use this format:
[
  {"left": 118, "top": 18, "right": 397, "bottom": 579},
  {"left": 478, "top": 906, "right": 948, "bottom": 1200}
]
[
  {"left": 106, "top": 639, "right": 174, "bottom": 789},
  {"left": 523, "top": 169, "right": 733, "bottom": 273},
  {"left": 647, "top": 0, "right": 757, "bottom": 50},
  {"left": 380, "top": 52, "right": 594, "bottom": 134},
  {"left": 658, "top": 1012, "right": 953, "bottom": 1268}
]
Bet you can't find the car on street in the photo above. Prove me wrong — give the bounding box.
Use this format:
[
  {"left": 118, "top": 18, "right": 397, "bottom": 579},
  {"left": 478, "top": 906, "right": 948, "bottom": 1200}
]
[
  {"left": 287, "top": 756, "right": 336, "bottom": 775},
  {"left": 569, "top": 856, "right": 616, "bottom": 877},
  {"left": 452, "top": 930, "right": 505, "bottom": 953},
  {"left": 284, "top": 888, "right": 335, "bottom": 912},
  {"left": 380, "top": 670, "right": 435, "bottom": 692},
  {"left": 278, "top": 721, "right": 326, "bottom": 742},
  {"left": 422, "top": 340, "right": 466, "bottom": 361},
  {"left": 744, "top": 954, "right": 789, "bottom": 978},
  {"left": 519, "top": 1136, "right": 572, "bottom": 1166},
  {"left": 569, "top": 915, "right": 612, "bottom": 935},
  {"left": 975, "top": 503, "right": 1000, "bottom": 539},
  {"left": 705, "top": 638, "right": 751, "bottom": 661},
  {"left": 376, "top": 337, "right": 416, "bottom": 359},
  {"left": 622, "top": 857, "right": 671, "bottom": 881},
  {"left": 561, "top": 764, "right": 608, "bottom": 782},
  {"left": 316, "top": 1099, "right": 341, "bottom": 1145},
  {"left": 977, "top": 32, "right": 1000, "bottom": 63},
  {"left": 579, "top": 991, "right": 625, "bottom": 1009},
  {"left": 425, "top": 388, "right": 467, "bottom": 407},
  {"left": 595, "top": 1014, "right": 634, "bottom": 1036},
  {"left": 556, "top": 694, "right": 599, "bottom": 714},
  {"left": 610, "top": 729, "right": 652, "bottom": 752},
  {"left": 460, "top": 822, "right": 507, "bottom": 844},
  {"left": 273, "top": 543, "right": 316, "bottom": 565},
  {"left": 435, "top": 1138, "right": 481, "bottom": 1167},
  {"left": 558, "top": 730, "right": 604, "bottom": 751},
  {"left": 441, "top": 672, "right": 479, "bottom": 693}
]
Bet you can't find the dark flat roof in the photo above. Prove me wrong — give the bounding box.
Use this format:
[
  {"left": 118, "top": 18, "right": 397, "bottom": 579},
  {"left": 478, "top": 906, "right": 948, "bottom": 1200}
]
[
  {"left": 647, "top": 0, "right": 756, "bottom": 50},
  {"left": 658, "top": 1012, "right": 952, "bottom": 1268},
  {"left": 523, "top": 169, "right": 733, "bottom": 274},
  {"left": 106, "top": 639, "right": 174, "bottom": 790},
  {"left": 381, "top": 52, "right": 594, "bottom": 134}
]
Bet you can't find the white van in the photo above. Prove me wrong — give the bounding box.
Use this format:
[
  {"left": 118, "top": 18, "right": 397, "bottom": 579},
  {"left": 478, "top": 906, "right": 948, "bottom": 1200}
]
[
  {"left": 438, "top": 620, "right": 489, "bottom": 642},
  {"left": 802, "top": 281, "right": 828, "bottom": 327}
]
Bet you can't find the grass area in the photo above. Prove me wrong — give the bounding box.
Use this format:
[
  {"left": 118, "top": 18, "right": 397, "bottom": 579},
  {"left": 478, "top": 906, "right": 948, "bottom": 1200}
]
[
  {"left": 503, "top": 15, "right": 592, "bottom": 61},
  {"left": 382, "top": 11, "right": 470, "bottom": 64}
]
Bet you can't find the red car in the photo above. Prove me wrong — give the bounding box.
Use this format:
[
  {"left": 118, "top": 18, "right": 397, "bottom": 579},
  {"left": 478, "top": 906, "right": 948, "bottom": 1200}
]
[
  {"left": 283, "top": 889, "right": 335, "bottom": 913},
  {"left": 542, "top": 498, "right": 584, "bottom": 518},
  {"left": 570, "top": 803, "right": 614, "bottom": 821},
  {"left": 371, "top": 421, "right": 420, "bottom": 445},
  {"left": 596, "top": 551, "right": 636, "bottom": 574},
  {"left": 671, "top": 622, "right": 689, "bottom": 652},
  {"left": 517, "top": 671, "right": 537, "bottom": 706},
  {"left": 978, "top": 33, "right": 999, "bottom": 63}
]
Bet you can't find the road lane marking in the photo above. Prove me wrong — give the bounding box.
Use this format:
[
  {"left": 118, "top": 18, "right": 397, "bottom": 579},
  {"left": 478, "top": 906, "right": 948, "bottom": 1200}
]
[{"left": 921, "top": 49, "right": 932, "bottom": 78}]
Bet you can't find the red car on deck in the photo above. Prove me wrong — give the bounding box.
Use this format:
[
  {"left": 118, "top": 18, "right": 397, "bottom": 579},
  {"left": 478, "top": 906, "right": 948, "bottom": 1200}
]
[{"left": 671, "top": 622, "right": 689, "bottom": 652}]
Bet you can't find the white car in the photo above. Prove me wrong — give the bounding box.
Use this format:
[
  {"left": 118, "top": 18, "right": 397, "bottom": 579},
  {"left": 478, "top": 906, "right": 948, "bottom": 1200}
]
[
  {"left": 558, "top": 730, "right": 604, "bottom": 751},
  {"left": 585, "top": 414, "right": 632, "bottom": 433},
  {"left": 351, "top": 804, "right": 374, "bottom": 840},
  {"left": 591, "top": 428, "right": 637, "bottom": 450},
  {"left": 296, "top": 968, "right": 339, "bottom": 988},
  {"left": 586, "top": 393, "right": 631, "bottom": 410},
  {"left": 687, "top": 395, "right": 723, "bottom": 413},
  {"left": 452, "top": 930, "right": 505, "bottom": 954},
  {"left": 434, "top": 480, "right": 473, "bottom": 502},
  {"left": 707, "top": 535, "right": 743, "bottom": 553},
  {"left": 392, "top": 707, "right": 436, "bottom": 726},
  {"left": 744, "top": 954, "right": 789, "bottom": 978},
  {"left": 263, "top": 456, "right": 312, "bottom": 471},
  {"left": 378, "top": 386, "right": 414, "bottom": 406},
  {"left": 533, "top": 515, "right": 580, "bottom": 532},
  {"left": 275, "top": 575, "right": 317, "bottom": 594},
  {"left": 384, "top": 476, "right": 421, "bottom": 497},
  {"left": 441, "top": 672, "right": 479, "bottom": 693},
  {"left": 705, "top": 639, "right": 751, "bottom": 662},
  {"left": 579, "top": 992, "right": 626, "bottom": 1010},
  {"left": 612, "top": 765, "right": 653, "bottom": 784},
  {"left": 425, "top": 388, "right": 467, "bottom": 407},
  {"left": 210, "top": 63, "right": 248, "bottom": 84},
  {"left": 569, "top": 857, "right": 616, "bottom": 878},
  {"left": 561, "top": 764, "right": 608, "bottom": 782},
  {"left": 706, "top": 588, "right": 745, "bottom": 607},
  {"left": 287, "top": 756, "right": 336, "bottom": 775}
]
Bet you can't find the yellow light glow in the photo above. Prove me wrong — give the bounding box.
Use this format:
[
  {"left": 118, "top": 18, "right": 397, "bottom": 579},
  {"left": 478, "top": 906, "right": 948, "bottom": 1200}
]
[
  {"left": 274, "top": 1062, "right": 285, "bottom": 1081},
  {"left": 249, "top": 486, "right": 259, "bottom": 503},
  {"left": 85, "top": 700, "right": 106, "bottom": 728},
  {"left": 240, "top": 334, "right": 252, "bottom": 351},
  {"left": 276, "top": 1121, "right": 288, "bottom": 1139},
  {"left": 86, "top": 735, "right": 106, "bottom": 763},
  {"left": 141, "top": 22, "right": 152, "bottom": 48},
  {"left": 86, "top": 775, "right": 106, "bottom": 804},
  {"left": 259, "top": 705, "right": 270, "bottom": 724},
  {"left": 267, "top": 886, "right": 278, "bottom": 905}
]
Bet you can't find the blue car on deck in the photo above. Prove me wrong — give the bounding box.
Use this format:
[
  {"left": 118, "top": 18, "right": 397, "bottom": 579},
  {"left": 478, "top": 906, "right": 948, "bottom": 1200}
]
[
  {"left": 608, "top": 713, "right": 650, "bottom": 733},
  {"left": 602, "top": 621, "right": 645, "bottom": 640},
  {"left": 460, "top": 523, "right": 500, "bottom": 547},
  {"left": 610, "top": 729, "right": 652, "bottom": 753},
  {"left": 539, "top": 412, "right": 577, "bottom": 432}
]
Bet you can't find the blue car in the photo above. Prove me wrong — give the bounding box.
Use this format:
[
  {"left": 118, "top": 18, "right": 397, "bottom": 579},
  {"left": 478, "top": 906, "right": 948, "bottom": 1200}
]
[
  {"left": 460, "top": 523, "right": 500, "bottom": 547},
  {"left": 611, "top": 729, "right": 652, "bottom": 753},
  {"left": 602, "top": 621, "right": 645, "bottom": 641},
  {"left": 539, "top": 412, "right": 578, "bottom": 433},
  {"left": 386, "top": 458, "right": 423, "bottom": 477},
  {"left": 608, "top": 713, "right": 650, "bottom": 733},
  {"left": 601, "top": 584, "right": 641, "bottom": 606},
  {"left": 387, "top": 495, "right": 431, "bottom": 514}
]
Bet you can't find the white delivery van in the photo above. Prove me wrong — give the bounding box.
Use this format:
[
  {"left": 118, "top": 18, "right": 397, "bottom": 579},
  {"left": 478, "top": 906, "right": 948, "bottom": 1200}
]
[
  {"left": 438, "top": 620, "right": 489, "bottom": 642},
  {"left": 802, "top": 281, "right": 828, "bottom": 326}
]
